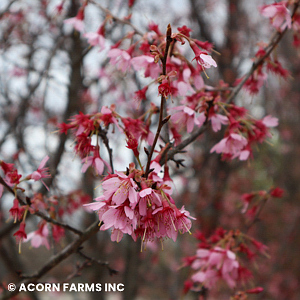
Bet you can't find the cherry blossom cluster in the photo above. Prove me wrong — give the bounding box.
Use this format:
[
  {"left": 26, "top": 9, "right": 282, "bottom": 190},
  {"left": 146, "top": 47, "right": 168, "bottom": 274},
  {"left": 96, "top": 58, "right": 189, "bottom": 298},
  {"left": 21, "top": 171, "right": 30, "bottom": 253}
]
[
  {"left": 0, "top": 157, "right": 50, "bottom": 251},
  {"left": 84, "top": 163, "right": 195, "bottom": 250},
  {"left": 0, "top": 157, "right": 92, "bottom": 252},
  {"left": 237, "top": 43, "right": 289, "bottom": 95},
  {"left": 210, "top": 107, "right": 279, "bottom": 161},
  {"left": 183, "top": 228, "right": 267, "bottom": 296},
  {"left": 59, "top": 105, "right": 157, "bottom": 174},
  {"left": 259, "top": 0, "right": 300, "bottom": 48}
]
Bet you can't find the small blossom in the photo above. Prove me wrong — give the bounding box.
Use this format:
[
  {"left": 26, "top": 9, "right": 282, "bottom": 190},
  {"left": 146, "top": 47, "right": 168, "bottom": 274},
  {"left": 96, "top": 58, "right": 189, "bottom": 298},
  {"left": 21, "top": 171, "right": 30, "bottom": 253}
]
[
  {"left": 170, "top": 105, "right": 201, "bottom": 133},
  {"left": 14, "top": 222, "right": 27, "bottom": 253},
  {"left": 270, "top": 187, "right": 284, "bottom": 198},
  {"left": 190, "top": 41, "right": 217, "bottom": 70},
  {"left": 28, "top": 156, "right": 51, "bottom": 191},
  {"left": 158, "top": 79, "right": 172, "bottom": 98},
  {"left": 25, "top": 223, "right": 50, "bottom": 250},
  {"left": 262, "top": 115, "right": 278, "bottom": 127},
  {"left": 64, "top": 6, "right": 85, "bottom": 32},
  {"left": 107, "top": 48, "right": 132, "bottom": 73},
  {"left": 84, "top": 26, "right": 105, "bottom": 50},
  {"left": 210, "top": 133, "right": 248, "bottom": 160},
  {"left": 81, "top": 147, "right": 111, "bottom": 175},
  {"left": 9, "top": 198, "right": 24, "bottom": 223},
  {"left": 260, "top": 2, "right": 292, "bottom": 32},
  {"left": 211, "top": 114, "right": 228, "bottom": 132}
]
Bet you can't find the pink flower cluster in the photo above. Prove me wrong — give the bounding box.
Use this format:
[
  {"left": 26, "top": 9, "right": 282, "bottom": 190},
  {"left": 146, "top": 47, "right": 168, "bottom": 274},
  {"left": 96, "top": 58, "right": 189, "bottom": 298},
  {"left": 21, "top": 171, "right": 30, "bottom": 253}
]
[
  {"left": 210, "top": 106, "right": 278, "bottom": 161},
  {"left": 184, "top": 228, "right": 266, "bottom": 294},
  {"left": 260, "top": 2, "right": 292, "bottom": 32},
  {"left": 84, "top": 163, "right": 195, "bottom": 249},
  {"left": 59, "top": 106, "right": 156, "bottom": 175},
  {"left": 191, "top": 247, "right": 239, "bottom": 289}
]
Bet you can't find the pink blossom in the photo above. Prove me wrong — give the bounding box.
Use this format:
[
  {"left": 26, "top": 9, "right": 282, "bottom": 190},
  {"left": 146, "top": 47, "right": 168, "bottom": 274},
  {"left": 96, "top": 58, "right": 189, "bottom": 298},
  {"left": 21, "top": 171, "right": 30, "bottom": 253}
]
[
  {"left": 102, "top": 172, "right": 139, "bottom": 206},
  {"left": 83, "top": 195, "right": 107, "bottom": 211},
  {"left": 158, "top": 79, "right": 172, "bottom": 98},
  {"left": 175, "top": 206, "right": 196, "bottom": 234},
  {"left": 83, "top": 31, "right": 105, "bottom": 50},
  {"left": 100, "top": 106, "right": 122, "bottom": 131},
  {"left": 171, "top": 105, "right": 201, "bottom": 133},
  {"left": 100, "top": 205, "right": 137, "bottom": 239},
  {"left": 9, "top": 198, "right": 24, "bottom": 223},
  {"left": 30, "top": 156, "right": 50, "bottom": 181},
  {"left": 107, "top": 49, "right": 132, "bottom": 72},
  {"left": 262, "top": 115, "right": 278, "bottom": 127},
  {"left": 25, "top": 223, "right": 50, "bottom": 250},
  {"left": 260, "top": 2, "right": 292, "bottom": 32},
  {"left": 190, "top": 41, "right": 217, "bottom": 69},
  {"left": 211, "top": 114, "right": 228, "bottom": 132},
  {"left": 139, "top": 187, "right": 161, "bottom": 216},
  {"left": 210, "top": 133, "right": 248, "bottom": 159},
  {"left": 64, "top": 7, "right": 85, "bottom": 33},
  {"left": 84, "top": 165, "right": 195, "bottom": 245},
  {"left": 191, "top": 246, "right": 239, "bottom": 289},
  {"left": 153, "top": 202, "right": 178, "bottom": 241},
  {"left": 28, "top": 156, "right": 51, "bottom": 190},
  {"left": 131, "top": 55, "right": 154, "bottom": 71},
  {"left": 81, "top": 147, "right": 111, "bottom": 175},
  {"left": 13, "top": 222, "right": 27, "bottom": 252}
]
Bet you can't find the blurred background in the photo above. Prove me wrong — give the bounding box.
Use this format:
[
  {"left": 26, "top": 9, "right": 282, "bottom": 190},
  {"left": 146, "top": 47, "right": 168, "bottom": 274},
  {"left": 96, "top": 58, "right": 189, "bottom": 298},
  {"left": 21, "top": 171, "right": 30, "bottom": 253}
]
[{"left": 0, "top": 0, "right": 299, "bottom": 299}]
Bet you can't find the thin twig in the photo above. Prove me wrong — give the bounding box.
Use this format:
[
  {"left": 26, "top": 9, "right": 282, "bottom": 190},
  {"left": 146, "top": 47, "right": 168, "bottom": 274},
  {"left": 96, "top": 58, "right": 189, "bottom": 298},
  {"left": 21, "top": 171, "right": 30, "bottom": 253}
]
[
  {"left": 145, "top": 24, "right": 173, "bottom": 177},
  {"left": 89, "top": 0, "right": 143, "bottom": 36},
  {"left": 0, "top": 221, "right": 100, "bottom": 300},
  {"left": 0, "top": 176, "right": 83, "bottom": 236},
  {"left": 161, "top": 0, "right": 300, "bottom": 165},
  {"left": 77, "top": 249, "right": 118, "bottom": 276}
]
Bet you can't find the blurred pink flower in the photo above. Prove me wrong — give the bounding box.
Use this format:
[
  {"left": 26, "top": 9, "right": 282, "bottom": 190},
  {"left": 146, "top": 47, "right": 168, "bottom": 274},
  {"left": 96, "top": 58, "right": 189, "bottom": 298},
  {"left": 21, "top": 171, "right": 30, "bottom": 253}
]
[{"left": 25, "top": 223, "right": 50, "bottom": 250}]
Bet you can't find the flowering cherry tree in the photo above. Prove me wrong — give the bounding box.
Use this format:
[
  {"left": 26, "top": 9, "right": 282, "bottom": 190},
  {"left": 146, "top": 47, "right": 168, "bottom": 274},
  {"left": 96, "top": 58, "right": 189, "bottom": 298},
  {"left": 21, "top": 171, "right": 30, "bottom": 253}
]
[{"left": 0, "top": 0, "right": 300, "bottom": 299}]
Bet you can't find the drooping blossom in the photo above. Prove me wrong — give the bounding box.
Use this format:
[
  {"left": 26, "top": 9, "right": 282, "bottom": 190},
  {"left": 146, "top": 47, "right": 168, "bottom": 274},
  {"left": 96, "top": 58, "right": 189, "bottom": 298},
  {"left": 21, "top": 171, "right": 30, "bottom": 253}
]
[
  {"left": 25, "top": 223, "right": 50, "bottom": 250},
  {"left": 27, "top": 156, "right": 51, "bottom": 191},
  {"left": 84, "top": 24, "right": 106, "bottom": 50},
  {"left": 210, "top": 133, "right": 248, "bottom": 160},
  {"left": 9, "top": 198, "right": 25, "bottom": 223},
  {"left": 170, "top": 105, "right": 202, "bottom": 133},
  {"left": 260, "top": 2, "right": 292, "bottom": 32},
  {"left": 107, "top": 48, "right": 132, "bottom": 73},
  {"left": 242, "top": 67, "right": 268, "bottom": 95},
  {"left": 81, "top": 146, "right": 111, "bottom": 175},
  {"left": 189, "top": 41, "right": 217, "bottom": 70},
  {"left": 131, "top": 55, "right": 154, "bottom": 71},
  {"left": 0, "top": 161, "right": 22, "bottom": 186},
  {"left": 102, "top": 170, "right": 139, "bottom": 207},
  {"left": 13, "top": 222, "right": 27, "bottom": 253},
  {"left": 191, "top": 247, "right": 239, "bottom": 289},
  {"left": 84, "top": 164, "right": 195, "bottom": 247},
  {"left": 158, "top": 79, "right": 172, "bottom": 98},
  {"left": 210, "top": 113, "right": 229, "bottom": 132},
  {"left": 64, "top": 5, "right": 86, "bottom": 33}
]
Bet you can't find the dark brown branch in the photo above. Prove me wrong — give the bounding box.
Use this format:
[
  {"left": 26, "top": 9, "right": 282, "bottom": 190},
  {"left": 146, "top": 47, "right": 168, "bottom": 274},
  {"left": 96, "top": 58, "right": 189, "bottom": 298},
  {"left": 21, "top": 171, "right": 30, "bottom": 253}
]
[
  {"left": 145, "top": 24, "right": 173, "bottom": 177},
  {"left": 77, "top": 249, "right": 118, "bottom": 276},
  {"left": 0, "top": 221, "right": 100, "bottom": 300},
  {"left": 98, "top": 128, "right": 114, "bottom": 173}
]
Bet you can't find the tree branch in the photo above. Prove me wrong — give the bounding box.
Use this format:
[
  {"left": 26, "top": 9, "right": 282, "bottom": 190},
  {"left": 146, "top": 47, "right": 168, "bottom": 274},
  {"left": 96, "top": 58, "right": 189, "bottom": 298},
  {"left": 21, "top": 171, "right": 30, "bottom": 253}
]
[{"left": 0, "top": 221, "right": 100, "bottom": 300}]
